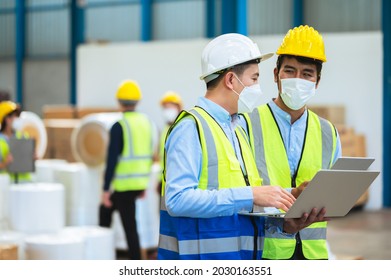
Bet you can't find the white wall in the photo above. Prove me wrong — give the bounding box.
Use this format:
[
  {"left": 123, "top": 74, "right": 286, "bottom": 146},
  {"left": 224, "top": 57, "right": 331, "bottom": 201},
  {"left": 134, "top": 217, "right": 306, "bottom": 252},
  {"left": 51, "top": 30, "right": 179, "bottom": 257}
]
[{"left": 76, "top": 31, "right": 382, "bottom": 210}]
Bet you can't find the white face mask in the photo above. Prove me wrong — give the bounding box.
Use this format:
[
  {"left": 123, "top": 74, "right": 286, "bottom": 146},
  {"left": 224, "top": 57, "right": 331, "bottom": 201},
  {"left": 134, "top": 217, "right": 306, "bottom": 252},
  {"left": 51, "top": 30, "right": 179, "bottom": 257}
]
[
  {"left": 233, "top": 75, "right": 263, "bottom": 113},
  {"left": 280, "top": 78, "right": 316, "bottom": 110},
  {"left": 163, "top": 108, "right": 179, "bottom": 123},
  {"left": 12, "top": 117, "right": 23, "bottom": 131}
]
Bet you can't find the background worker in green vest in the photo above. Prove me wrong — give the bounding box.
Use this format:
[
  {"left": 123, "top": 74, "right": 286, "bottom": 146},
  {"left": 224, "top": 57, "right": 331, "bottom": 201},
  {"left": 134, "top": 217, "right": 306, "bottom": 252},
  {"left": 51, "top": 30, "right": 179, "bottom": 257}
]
[
  {"left": 155, "top": 91, "right": 183, "bottom": 195},
  {"left": 99, "top": 80, "right": 157, "bottom": 260},
  {"left": 0, "top": 101, "right": 33, "bottom": 183},
  {"left": 240, "top": 25, "right": 341, "bottom": 260},
  {"left": 158, "top": 33, "right": 327, "bottom": 260}
]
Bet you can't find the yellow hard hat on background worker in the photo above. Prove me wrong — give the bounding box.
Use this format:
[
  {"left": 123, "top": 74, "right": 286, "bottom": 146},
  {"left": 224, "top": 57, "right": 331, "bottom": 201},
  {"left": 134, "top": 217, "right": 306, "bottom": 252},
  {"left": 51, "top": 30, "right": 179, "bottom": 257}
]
[
  {"left": 0, "top": 101, "right": 20, "bottom": 124},
  {"left": 276, "top": 25, "right": 327, "bottom": 62},
  {"left": 160, "top": 91, "right": 182, "bottom": 107},
  {"left": 116, "top": 80, "right": 142, "bottom": 102}
]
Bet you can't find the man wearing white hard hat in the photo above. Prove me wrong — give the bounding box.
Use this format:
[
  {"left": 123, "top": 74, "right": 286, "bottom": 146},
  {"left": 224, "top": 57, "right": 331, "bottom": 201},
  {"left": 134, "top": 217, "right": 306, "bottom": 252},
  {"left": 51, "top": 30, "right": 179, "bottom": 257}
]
[{"left": 158, "top": 33, "right": 326, "bottom": 260}]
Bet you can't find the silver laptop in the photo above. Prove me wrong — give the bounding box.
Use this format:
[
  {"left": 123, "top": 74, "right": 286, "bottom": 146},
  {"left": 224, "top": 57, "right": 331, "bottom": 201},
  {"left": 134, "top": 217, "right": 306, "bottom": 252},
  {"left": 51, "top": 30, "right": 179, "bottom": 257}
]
[
  {"left": 331, "top": 157, "right": 375, "bottom": 171},
  {"left": 239, "top": 169, "right": 380, "bottom": 218}
]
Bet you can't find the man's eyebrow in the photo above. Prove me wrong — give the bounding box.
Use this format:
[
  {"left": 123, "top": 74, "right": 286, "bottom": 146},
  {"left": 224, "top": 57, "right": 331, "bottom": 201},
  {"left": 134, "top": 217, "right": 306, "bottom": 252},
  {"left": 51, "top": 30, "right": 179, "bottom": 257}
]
[{"left": 283, "top": 65, "right": 296, "bottom": 70}]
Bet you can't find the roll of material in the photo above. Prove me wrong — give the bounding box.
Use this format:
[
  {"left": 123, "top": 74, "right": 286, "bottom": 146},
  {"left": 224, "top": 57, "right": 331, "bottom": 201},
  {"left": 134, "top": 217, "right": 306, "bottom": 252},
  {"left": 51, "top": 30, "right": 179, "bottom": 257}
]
[
  {"left": 0, "top": 231, "right": 25, "bottom": 260},
  {"left": 71, "top": 112, "right": 122, "bottom": 167},
  {"left": 135, "top": 162, "right": 160, "bottom": 249},
  {"left": 24, "top": 233, "right": 84, "bottom": 260},
  {"left": 19, "top": 111, "right": 48, "bottom": 159},
  {"left": 52, "top": 163, "right": 101, "bottom": 226},
  {"left": 0, "top": 174, "right": 11, "bottom": 229},
  {"left": 9, "top": 183, "right": 65, "bottom": 234},
  {"left": 61, "top": 226, "right": 115, "bottom": 260},
  {"left": 34, "top": 159, "right": 68, "bottom": 183}
]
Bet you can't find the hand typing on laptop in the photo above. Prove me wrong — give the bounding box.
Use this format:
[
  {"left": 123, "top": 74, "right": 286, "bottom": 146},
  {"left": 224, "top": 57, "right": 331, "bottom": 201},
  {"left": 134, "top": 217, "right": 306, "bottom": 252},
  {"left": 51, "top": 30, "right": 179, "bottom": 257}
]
[{"left": 252, "top": 185, "right": 296, "bottom": 213}]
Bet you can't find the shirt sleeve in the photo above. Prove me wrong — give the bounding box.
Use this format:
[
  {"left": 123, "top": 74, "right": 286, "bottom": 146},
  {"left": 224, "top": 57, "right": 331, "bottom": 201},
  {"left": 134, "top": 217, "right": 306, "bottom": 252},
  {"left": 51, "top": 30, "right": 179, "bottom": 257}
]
[
  {"left": 164, "top": 117, "right": 254, "bottom": 219},
  {"left": 264, "top": 217, "right": 296, "bottom": 238},
  {"left": 103, "top": 122, "right": 123, "bottom": 192}
]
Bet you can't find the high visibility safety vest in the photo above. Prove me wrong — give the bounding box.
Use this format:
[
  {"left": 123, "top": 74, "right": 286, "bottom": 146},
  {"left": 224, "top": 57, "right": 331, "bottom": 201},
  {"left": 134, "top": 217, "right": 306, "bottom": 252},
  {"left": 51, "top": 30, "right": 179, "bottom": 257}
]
[
  {"left": 0, "top": 131, "right": 32, "bottom": 183},
  {"left": 112, "top": 112, "right": 153, "bottom": 192},
  {"left": 159, "top": 124, "right": 170, "bottom": 170},
  {"left": 158, "top": 107, "right": 264, "bottom": 260},
  {"left": 243, "top": 104, "right": 337, "bottom": 260}
]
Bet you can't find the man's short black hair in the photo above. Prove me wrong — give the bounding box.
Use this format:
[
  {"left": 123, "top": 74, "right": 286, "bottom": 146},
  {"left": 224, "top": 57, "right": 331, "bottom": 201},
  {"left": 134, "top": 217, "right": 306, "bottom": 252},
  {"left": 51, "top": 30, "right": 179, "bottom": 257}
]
[{"left": 206, "top": 59, "right": 260, "bottom": 90}]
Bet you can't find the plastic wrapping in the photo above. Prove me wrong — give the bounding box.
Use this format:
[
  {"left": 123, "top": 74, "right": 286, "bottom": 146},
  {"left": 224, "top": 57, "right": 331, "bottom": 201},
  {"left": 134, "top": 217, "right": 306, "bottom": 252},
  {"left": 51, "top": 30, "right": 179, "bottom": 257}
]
[
  {"left": 9, "top": 183, "right": 65, "bottom": 234},
  {"left": 24, "top": 233, "right": 84, "bottom": 260},
  {"left": 61, "top": 226, "right": 115, "bottom": 260}
]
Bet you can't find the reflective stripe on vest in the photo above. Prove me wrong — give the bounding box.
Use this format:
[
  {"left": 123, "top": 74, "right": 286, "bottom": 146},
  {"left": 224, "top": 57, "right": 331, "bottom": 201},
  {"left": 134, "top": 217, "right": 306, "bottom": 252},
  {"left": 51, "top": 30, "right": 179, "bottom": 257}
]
[
  {"left": 244, "top": 104, "right": 336, "bottom": 260},
  {"left": 159, "top": 125, "right": 170, "bottom": 170},
  {"left": 112, "top": 112, "right": 153, "bottom": 191},
  {"left": 158, "top": 107, "right": 264, "bottom": 260},
  {"left": 159, "top": 234, "right": 263, "bottom": 255}
]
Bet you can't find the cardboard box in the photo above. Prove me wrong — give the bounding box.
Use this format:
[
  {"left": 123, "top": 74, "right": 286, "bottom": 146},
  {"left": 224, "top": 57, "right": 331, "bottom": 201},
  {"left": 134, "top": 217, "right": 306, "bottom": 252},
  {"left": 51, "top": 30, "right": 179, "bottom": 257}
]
[
  {"left": 0, "top": 244, "right": 18, "bottom": 260},
  {"left": 75, "top": 107, "right": 118, "bottom": 119},
  {"left": 42, "top": 105, "right": 75, "bottom": 119},
  {"left": 44, "top": 119, "right": 81, "bottom": 162},
  {"left": 308, "top": 105, "right": 345, "bottom": 125}
]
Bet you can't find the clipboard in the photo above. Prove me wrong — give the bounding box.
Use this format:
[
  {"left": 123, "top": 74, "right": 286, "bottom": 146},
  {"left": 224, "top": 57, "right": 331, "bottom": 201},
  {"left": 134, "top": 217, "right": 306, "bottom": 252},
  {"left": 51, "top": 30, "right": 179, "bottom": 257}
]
[
  {"left": 7, "top": 137, "right": 36, "bottom": 173},
  {"left": 239, "top": 169, "right": 380, "bottom": 218}
]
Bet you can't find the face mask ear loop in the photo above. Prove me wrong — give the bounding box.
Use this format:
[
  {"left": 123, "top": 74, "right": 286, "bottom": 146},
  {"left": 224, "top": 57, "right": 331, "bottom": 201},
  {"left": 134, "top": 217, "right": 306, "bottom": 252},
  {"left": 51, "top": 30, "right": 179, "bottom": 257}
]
[{"left": 232, "top": 73, "right": 246, "bottom": 97}]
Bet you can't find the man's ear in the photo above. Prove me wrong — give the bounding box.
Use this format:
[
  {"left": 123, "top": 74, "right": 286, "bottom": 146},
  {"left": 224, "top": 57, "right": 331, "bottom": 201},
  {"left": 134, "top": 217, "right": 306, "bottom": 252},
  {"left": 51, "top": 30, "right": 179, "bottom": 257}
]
[
  {"left": 273, "top": 68, "right": 278, "bottom": 83},
  {"left": 224, "top": 72, "right": 235, "bottom": 90},
  {"left": 316, "top": 75, "right": 321, "bottom": 89}
]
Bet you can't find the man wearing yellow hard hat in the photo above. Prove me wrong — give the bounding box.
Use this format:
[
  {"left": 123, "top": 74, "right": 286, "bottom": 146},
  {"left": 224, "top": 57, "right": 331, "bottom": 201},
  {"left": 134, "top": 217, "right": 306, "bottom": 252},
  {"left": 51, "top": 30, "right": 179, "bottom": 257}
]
[
  {"left": 0, "top": 101, "right": 33, "bottom": 183},
  {"left": 240, "top": 25, "right": 342, "bottom": 260},
  {"left": 155, "top": 91, "right": 183, "bottom": 194},
  {"left": 99, "top": 80, "right": 157, "bottom": 260}
]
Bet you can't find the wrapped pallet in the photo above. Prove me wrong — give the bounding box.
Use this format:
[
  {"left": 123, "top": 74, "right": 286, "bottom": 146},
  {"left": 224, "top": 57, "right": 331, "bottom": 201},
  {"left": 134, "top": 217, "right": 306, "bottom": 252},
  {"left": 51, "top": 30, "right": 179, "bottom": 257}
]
[
  {"left": 9, "top": 183, "right": 65, "bottom": 234},
  {"left": 52, "top": 163, "right": 102, "bottom": 226}
]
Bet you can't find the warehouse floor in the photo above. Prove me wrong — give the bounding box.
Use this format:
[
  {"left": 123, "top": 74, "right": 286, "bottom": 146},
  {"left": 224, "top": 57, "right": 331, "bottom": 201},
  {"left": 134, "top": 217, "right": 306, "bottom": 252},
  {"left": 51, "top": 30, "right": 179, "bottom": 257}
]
[
  {"left": 116, "top": 208, "right": 391, "bottom": 260},
  {"left": 327, "top": 207, "right": 391, "bottom": 260}
]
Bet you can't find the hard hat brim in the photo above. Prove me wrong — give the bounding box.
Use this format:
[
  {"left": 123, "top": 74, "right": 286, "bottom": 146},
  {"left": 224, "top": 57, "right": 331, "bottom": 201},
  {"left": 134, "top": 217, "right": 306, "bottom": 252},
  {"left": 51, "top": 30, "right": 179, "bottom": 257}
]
[{"left": 199, "top": 52, "right": 274, "bottom": 80}]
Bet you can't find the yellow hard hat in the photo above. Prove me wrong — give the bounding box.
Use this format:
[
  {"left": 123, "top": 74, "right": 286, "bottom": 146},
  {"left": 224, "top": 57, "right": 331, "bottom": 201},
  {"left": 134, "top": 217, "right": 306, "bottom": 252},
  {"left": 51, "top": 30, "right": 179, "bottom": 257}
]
[
  {"left": 276, "top": 25, "right": 327, "bottom": 62},
  {"left": 0, "top": 101, "right": 18, "bottom": 123},
  {"left": 115, "top": 80, "right": 142, "bottom": 101},
  {"left": 160, "top": 91, "right": 182, "bottom": 107}
]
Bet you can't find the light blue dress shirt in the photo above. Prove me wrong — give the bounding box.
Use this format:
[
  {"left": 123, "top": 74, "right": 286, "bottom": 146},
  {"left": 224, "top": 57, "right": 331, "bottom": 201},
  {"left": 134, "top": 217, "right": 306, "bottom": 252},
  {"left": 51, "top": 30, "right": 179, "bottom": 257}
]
[
  {"left": 164, "top": 97, "right": 254, "bottom": 218},
  {"left": 239, "top": 100, "right": 342, "bottom": 180}
]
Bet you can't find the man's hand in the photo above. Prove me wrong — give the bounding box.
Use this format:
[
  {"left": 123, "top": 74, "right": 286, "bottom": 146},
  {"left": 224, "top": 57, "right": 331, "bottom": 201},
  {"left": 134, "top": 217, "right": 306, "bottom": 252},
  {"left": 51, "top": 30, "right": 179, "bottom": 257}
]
[
  {"left": 291, "top": 181, "right": 309, "bottom": 198},
  {"left": 102, "top": 191, "right": 112, "bottom": 208},
  {"left": 282, "top": 207, "right": 331, "bottom": 234},
  {"left": 252, "top": 186, "right": 296, "bottom": 213}
]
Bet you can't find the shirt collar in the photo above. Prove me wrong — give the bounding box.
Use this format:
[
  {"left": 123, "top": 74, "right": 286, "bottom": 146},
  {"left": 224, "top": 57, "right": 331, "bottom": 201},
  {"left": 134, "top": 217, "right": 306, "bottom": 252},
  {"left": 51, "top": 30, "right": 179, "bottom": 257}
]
[
  {"left": 197, "top": 97, "right": 237, "bottom": 125},
  {"left": 268, "top": 99, "right": 308, "bottom": 125}
]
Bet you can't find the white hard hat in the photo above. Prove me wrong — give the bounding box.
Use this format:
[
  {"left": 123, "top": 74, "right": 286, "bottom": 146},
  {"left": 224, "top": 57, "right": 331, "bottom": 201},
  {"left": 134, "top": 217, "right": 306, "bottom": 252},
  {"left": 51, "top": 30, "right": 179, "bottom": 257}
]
[{"left": 200, "top": 33, "right": 273, "bottom": 82}]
